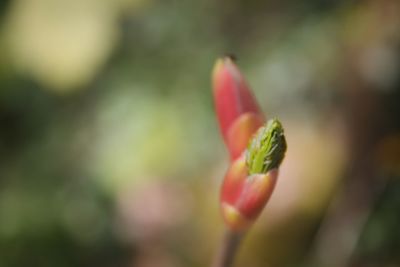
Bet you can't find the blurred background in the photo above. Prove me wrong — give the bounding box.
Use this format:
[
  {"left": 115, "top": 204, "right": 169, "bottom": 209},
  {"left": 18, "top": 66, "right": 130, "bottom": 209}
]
[{"left": 0, "top": 0, "right": 399, "bottom": 266}]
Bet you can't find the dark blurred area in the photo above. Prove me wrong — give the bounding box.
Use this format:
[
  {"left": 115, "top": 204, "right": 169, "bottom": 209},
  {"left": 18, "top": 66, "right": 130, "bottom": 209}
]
[{"left": 0, "top": 0, "right": 399, "bottom": 267}]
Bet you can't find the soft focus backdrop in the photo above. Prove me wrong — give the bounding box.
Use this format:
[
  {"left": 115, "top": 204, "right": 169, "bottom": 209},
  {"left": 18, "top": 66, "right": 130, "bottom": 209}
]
[{"left": 0, "top": 0, "right": 399, "bottom": 267}]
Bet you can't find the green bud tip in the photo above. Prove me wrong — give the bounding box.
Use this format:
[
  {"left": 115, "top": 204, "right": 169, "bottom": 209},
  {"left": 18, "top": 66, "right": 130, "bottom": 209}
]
[{"left": 246, "top": 119, "right": 287, "bottom": 175}]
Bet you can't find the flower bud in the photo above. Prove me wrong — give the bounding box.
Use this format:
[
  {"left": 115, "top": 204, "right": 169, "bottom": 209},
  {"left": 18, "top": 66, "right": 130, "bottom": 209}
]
[
  {"left": 212, "top": 57, "right": 264, "bottom": 160},
  {"left": 220, "top": 119, "right": 286, "bottom": 231},
  {"left": 246, "top": 119, "right": 286, "bottom": 175},
  {"left": 220, "top": 161, "right": 278, "bottom": 231}
]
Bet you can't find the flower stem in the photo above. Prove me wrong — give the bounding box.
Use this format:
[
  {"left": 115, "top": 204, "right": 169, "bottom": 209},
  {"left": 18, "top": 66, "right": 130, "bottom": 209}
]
[{"left": 211, "top": 229, "right": 244, "bottom": 267}]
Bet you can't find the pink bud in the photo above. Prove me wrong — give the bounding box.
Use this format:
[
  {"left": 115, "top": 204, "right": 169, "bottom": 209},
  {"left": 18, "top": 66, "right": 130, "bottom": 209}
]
[
  {"left": 212, "top": 57, "right": 264, "bottom": 160},
  {"left": 220, "top": 156, "right": 278, "bottom": 231}
]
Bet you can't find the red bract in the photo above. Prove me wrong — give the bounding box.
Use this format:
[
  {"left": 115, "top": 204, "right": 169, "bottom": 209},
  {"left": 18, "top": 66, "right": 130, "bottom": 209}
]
[
  {"left": 220, "top": 156, "right": 278, "bottom": 231},
  {"left": 212, "top": 57, "right": 264, "bottom": 160}
]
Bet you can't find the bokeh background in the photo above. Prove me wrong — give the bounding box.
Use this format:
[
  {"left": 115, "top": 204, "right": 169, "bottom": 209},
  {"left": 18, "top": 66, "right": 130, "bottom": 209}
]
[{"left": 0, "top": 0, "right": 400, "bottom": 266}]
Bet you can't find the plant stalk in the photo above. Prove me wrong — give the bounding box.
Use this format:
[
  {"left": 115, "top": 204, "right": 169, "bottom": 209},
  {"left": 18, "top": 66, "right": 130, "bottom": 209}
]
[{"left": 211, "top": 229, "right": 244, "bottom": 267}]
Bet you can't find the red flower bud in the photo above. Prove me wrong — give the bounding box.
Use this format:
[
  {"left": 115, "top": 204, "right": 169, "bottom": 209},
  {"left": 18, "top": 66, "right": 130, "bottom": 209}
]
[
  {"left": 212, "top": 56, "right": 287, "bottom": 232},
  {"left": 220, "top": 156, "right": 278, "bottom": 231},
  {"left": 219, "top": 119, "right": 286, "bottom": 231},
  {"left": 212, "top": 57, "right": 264, "bottom": 160}
]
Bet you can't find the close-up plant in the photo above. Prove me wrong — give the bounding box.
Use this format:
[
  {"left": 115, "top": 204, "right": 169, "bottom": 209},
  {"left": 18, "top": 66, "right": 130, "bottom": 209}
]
[
  {"left": 211, "top": 57, "right": 287, "bottom": 267},
  {"left": 0, "top": 1, "right": 399, "bottom": 267}
]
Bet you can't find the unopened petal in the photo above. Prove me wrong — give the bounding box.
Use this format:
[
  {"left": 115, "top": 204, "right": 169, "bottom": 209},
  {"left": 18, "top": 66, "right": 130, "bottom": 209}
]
[
  {"left": 212, "top": 57, "right": 263, "bottom": 148},
  {"left": 227, "top": 113, "right": 264, "bottom": 160},
  {"left": 220, "top": 156, "right": 247, "bottom": 205},
  {"left": 236, "top": 169, "right": 278, "bottom": 219}
]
